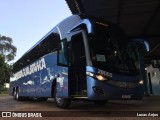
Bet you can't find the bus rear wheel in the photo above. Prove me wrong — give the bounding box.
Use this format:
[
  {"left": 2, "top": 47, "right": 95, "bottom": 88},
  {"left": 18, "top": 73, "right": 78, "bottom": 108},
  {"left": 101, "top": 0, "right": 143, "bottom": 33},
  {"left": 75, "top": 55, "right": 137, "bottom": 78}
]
[
  {"left": 15, "top": 88, "right": 23, "bottom": 101},
  {"left": 13, "top": 89, "right": 17, "bottom": 100},
  {"left": 54, "top": 88, "right": 71, "bottom": 109}
]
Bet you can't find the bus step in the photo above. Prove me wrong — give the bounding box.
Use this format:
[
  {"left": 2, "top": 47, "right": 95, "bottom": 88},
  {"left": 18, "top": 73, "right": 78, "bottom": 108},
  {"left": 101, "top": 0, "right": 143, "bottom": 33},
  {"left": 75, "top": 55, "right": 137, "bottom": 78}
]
[
  {"left": 71, "top": 96, "right": 88, "bottom": 99},
  {"left": 71, "top": 90, "right": 87, "bottom": 96}
]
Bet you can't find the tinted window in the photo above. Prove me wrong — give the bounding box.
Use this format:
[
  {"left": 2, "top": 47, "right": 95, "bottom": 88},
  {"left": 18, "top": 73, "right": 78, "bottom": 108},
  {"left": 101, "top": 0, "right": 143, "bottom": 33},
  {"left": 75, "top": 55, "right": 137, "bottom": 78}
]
[
  {"left": 57, "top": 39, "right": 68, "bottom": 66},
  {"left": 13, "top": 31, "right": 60, "bottom": 73}
]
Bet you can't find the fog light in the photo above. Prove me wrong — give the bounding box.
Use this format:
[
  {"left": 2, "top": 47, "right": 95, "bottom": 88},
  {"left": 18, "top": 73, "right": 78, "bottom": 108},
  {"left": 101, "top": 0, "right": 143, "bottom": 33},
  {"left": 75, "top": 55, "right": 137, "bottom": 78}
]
[{"left": 93, "top": 86, "right": 105, "bottom": 95}]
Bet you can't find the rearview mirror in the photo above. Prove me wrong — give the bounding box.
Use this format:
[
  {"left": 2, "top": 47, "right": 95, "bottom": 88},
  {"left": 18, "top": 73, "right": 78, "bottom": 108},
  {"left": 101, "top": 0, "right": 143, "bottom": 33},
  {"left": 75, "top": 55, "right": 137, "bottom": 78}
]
[
  {"left": 67, "top": 19, "right": 93, "bottom": 34},
  {"left": 131, "top": 39, "right": 150, "bottom": 52}
]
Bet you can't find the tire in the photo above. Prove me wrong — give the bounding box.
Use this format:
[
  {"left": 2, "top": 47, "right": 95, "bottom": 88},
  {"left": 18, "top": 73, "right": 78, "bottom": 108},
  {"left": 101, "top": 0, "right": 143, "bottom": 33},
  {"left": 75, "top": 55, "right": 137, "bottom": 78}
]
[
  {"left": 13, "top": 89, "right": 16, "bottom": 100},
  {"left": 54, "top": 87, "right": 71, "bottom": 109},
  {"left": 15, "top": 88, "right": 23, "bottom": 101},
  {"left": 93, "top": 100, "right": 108, "bottom": 105}
]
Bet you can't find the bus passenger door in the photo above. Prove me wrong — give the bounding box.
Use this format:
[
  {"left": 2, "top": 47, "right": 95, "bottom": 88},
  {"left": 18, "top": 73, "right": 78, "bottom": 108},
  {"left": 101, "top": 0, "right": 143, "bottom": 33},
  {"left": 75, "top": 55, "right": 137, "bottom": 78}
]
[
  {"left": 69, "top": 32, "right": 87, "bottom": 96},
  {"left": 56, "top": 39, "right": 69, "bottom": 98}
]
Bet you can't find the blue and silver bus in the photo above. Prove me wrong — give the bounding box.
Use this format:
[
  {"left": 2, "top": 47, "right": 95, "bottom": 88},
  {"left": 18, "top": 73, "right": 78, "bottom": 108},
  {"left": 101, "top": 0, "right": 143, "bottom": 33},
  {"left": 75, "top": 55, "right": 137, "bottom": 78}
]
[{"left": 10, "top": 15, "right": 149, "bottom": 108}]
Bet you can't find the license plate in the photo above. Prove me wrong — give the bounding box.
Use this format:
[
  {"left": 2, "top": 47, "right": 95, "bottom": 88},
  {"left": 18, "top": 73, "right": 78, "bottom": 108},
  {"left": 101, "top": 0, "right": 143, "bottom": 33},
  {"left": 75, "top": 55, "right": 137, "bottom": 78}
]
[{"left": 122, "top": 94, "right": 131, "bottom": 99}]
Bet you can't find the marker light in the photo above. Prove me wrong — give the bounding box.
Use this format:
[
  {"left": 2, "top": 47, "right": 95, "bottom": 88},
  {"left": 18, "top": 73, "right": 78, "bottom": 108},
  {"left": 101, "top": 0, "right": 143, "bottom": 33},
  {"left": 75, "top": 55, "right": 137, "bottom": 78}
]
[
  {"left": 139, "top": 80, "right": 144, "bottom": 85},
  {"left": 86, "top": 72, "right": 94, "bottom": 77}
]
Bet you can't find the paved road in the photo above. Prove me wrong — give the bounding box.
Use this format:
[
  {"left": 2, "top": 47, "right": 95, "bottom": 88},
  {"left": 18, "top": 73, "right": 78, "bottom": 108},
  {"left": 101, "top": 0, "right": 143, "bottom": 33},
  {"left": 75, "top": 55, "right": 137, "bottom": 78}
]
[{"left": 0, "top": 95, "right": 160, "bottom": 120}]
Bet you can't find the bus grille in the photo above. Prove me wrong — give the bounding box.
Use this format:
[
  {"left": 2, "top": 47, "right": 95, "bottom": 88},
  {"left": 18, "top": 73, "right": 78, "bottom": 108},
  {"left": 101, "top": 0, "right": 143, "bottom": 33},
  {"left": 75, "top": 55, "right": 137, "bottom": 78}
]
[{"left": 105, "top": 80, "right": 140, "bottom": 88}]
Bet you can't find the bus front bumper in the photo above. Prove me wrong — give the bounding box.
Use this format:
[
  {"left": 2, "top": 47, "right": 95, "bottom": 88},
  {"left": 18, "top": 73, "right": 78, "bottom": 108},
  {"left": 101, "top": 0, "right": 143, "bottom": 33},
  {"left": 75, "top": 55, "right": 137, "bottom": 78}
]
[{"left": 87, "top": 76, "right": 144, "bottom": 100}]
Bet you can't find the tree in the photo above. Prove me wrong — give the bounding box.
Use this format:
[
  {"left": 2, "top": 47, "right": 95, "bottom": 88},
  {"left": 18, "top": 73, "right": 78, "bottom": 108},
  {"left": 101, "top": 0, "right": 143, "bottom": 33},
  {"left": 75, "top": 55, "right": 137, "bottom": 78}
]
[
  {"left": 0, "top": 55, "right": 5, "bottom": 85},
  {"left": 0, "top": 53, "right": 11, "bottom": 85},
  {"left": 0, "top": 35, "right": 17, "bottom": 86},
  {"left": 0, "top": 35, "right": 17, "bottom": 61}
]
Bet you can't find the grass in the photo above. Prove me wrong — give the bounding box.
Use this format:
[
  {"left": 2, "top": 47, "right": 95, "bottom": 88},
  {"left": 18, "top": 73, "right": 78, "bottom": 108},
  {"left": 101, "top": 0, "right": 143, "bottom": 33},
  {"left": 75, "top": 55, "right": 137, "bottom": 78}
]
[
  {"left": 0, "top": 93, "right": 9, "bottom": 97},
  {"left": 0, "top": 90, "right": 9, "bottom": 97}
]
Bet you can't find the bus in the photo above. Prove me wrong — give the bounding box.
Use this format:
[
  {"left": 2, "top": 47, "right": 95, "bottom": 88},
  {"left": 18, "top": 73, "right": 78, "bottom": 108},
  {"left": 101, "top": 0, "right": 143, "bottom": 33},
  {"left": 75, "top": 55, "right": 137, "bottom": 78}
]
[{"left": 9, "top": 14, "right": 149, "bottom": 108}]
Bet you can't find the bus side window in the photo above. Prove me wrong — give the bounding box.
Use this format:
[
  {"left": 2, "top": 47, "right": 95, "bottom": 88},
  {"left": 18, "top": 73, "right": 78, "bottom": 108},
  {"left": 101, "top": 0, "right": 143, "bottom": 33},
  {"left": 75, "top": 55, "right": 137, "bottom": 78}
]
[{"left": 57, "top": 39, "right": 68, "bottom": 66}]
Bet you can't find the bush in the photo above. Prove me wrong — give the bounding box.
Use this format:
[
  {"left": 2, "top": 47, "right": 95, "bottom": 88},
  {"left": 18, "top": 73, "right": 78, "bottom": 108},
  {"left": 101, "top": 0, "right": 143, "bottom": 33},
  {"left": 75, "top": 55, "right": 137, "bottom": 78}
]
[{"left": 0, "top": 85, "right": 8, "bottom": 94}]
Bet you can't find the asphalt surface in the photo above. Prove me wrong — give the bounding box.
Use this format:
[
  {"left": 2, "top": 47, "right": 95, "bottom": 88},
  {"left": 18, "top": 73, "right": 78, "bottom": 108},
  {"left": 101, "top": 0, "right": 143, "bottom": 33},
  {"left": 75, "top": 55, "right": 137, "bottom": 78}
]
[{"left": 0, "top": 95, "right": 160, "bottom": 120}]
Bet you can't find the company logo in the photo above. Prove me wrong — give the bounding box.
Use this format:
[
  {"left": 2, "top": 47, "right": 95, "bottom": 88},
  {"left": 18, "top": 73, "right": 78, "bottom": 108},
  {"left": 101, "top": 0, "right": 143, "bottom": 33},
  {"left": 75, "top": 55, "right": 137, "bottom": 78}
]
[
  {"left": 2, "top": 112, "right": 11, "bottom": 117},
  {"left": 1, "top": 112, "right": 42, "bottom": 118},
  {"left": 14, "top": 58, "right": 46, "bottom": 79}
]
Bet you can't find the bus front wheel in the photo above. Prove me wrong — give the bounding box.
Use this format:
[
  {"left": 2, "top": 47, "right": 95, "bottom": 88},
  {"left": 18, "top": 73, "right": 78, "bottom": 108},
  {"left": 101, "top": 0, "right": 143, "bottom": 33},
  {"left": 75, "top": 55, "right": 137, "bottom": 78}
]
[{"left": 54, "top": 88, "right": 71, "bottom": 109}]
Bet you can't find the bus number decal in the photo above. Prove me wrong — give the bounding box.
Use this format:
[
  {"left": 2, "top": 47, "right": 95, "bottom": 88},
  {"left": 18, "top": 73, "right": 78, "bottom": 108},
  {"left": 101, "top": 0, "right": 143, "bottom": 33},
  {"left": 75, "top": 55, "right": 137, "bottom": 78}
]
[{"left": 98, "top": 69, "right": 112, "bottom": 78}]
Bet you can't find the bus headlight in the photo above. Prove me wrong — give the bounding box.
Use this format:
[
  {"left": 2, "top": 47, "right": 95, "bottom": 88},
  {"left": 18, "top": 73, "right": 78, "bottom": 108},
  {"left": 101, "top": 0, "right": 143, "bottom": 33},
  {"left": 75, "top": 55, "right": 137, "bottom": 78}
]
[
  {"left": 86, "top": 72, "right": 108, "bottom": 81},
  {"left": 96, "top": 75, "right": 107, "bottom": 81},
  {"left": 139, "top": 80, "right": 144, "bottom": 85}
]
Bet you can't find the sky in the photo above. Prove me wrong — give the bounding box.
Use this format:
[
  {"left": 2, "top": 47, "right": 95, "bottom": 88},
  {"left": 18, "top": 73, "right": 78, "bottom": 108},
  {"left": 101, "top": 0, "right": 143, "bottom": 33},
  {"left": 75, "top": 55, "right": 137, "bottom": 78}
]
[{"left": 0, "top": 0, "right": 71, "bottom": 63}]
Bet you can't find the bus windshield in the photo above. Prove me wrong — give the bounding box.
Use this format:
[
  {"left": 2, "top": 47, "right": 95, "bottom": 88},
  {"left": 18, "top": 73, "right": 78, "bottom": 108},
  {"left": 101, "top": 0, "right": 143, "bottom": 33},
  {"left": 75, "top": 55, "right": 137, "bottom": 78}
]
[{"left": 89, "top": 24, "right": 140, "bottom": 75}]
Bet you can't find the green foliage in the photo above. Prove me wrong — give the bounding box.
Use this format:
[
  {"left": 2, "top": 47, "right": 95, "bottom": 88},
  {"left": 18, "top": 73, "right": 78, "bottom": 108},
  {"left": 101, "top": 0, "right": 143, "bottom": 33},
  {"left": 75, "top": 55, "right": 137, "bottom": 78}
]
[
  {"left": 0, "top": 84, "right": 8, "bottom": 95},
  {"left": 0, "top": 34, "right": 16, "bottom": 86},
  {"left": 0, "top": 55, "right": 10, "bottom": 85},
  {"left": 0, "top": 35, "right": 17, "bottom": 86},
  {"left": 0, "top": 35, "right": 17, "bottom": 62},
  {"left": 0, "top": 55, "right": 5, "bottom": 85}
]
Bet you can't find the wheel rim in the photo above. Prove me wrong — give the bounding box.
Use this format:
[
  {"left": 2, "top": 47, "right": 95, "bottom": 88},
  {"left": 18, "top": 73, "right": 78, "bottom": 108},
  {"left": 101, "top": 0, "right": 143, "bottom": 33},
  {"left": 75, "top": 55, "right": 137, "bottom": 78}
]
[
  {"left": 16, "top": 91, "right": 19, "bottom": 99},
  {"left": 56, "top": 95, "right": 64, "bottom": 104},
  {"left": 14, "top": 90, "right": 16, "bottom": 96},
  {"left": 13, "top": 90, "right": 16, "bottom": 99}
]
